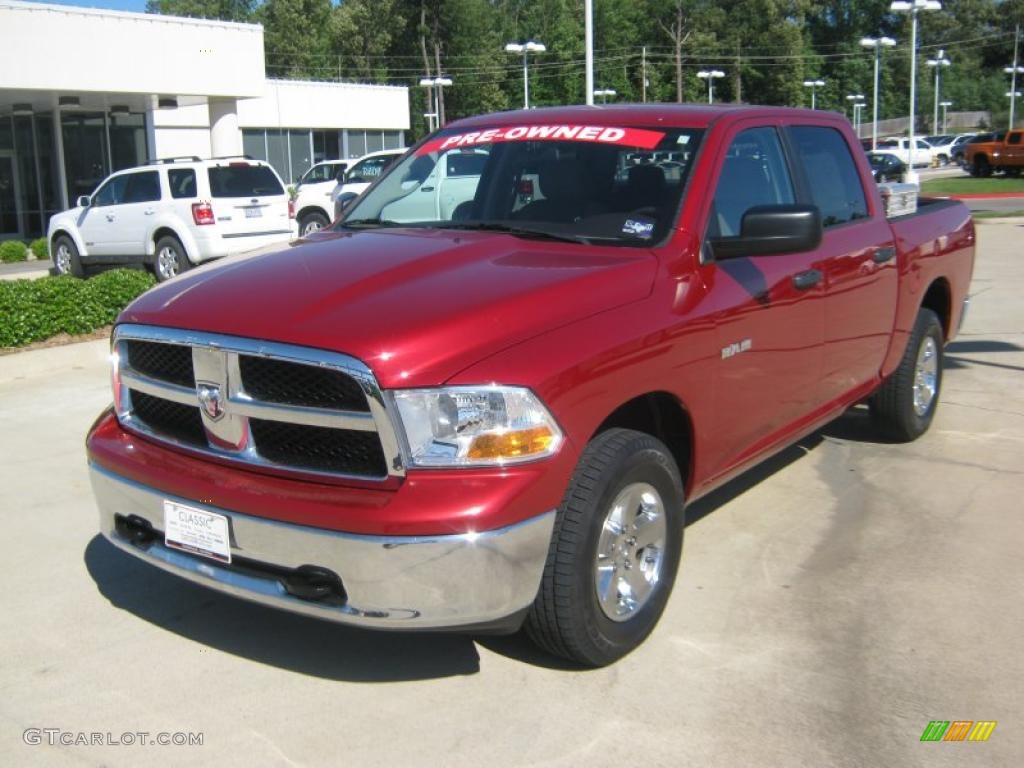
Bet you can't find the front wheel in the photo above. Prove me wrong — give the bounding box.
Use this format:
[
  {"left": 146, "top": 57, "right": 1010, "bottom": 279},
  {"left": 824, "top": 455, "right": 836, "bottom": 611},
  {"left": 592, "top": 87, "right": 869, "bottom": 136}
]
[
  {"left": 299, "top": 211, "right": 330, "bottom": 237},
  {"left": 152, "top": 236, "right": 191, "bottom": 282},
  {"left": 870, "top": 308, "right": 944, "bottom": 442},
  {"left": 524, "top": 428, "right": 684, "bottom": 666},
  {"left": 52, "top": 235, "right": 83, "bottom": 277}
]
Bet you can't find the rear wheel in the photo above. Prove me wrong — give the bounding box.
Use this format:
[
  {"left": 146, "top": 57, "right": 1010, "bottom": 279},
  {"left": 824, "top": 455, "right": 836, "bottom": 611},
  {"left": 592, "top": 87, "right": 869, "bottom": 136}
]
[
  {"left": 870, "top": 308, "right": 944, "bottom": 442},
  {"left": 299, "top": 211, "right": 330, "bottom": 237},
  {"left": 524, "top": 428, "right": 684, "bottom": 667},
  {"left": 152, "top": 236, "right": 190, "bottom": 282},
  {"left": 52, "top": 235, "right": 83, "bottom": 277},
  {"left": 937, "top": 153, "right": 949, "bottom": 166}
]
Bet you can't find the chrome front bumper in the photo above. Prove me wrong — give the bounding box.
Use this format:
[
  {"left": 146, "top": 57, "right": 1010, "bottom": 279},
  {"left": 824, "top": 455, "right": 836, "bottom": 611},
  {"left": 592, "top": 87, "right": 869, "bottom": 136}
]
[{"left": 90, "top": 463, "right": 554, "bottom": 630}]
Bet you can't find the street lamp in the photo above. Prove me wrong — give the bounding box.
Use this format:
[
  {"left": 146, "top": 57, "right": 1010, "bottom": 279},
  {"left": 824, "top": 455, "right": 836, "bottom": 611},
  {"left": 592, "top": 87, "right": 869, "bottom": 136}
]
[
  {"left": 592, "top": 88, "right": 617, "bottom": 104},
  {"left": 847, "top": 94, "right": 866, "bottom": 136},
  {"left": 939, "top": 100, "right": 952, "bottom": 133},
  {"left": 418, "top": 76, "right": 452, "bottom": 132},
  {"left": 1006, "top": 66, "right": 1024, "bottom": 129},
  {"left": 890, "top": 0, "right": 942, "bottom": 184},
  {"left": 696, "top": 70, "right": 725, "bottom": 104},
  {"left": 860, "top": 36, "right": 897, "bottom": 151},
  {"left": 927, "top": 48, "right": 951, "bottom": 134},
  {"left": 505, "top": 41, "right": 546, "bottom": 109},
  {"left": 802, "top": 79, "right": 825, "bottom": 110}
]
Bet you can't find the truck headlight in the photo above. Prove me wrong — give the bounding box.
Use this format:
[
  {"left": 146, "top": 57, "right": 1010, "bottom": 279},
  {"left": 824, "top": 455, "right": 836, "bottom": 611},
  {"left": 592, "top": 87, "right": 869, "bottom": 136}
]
[{"left": 390, "top": 386, "right": 563, "bottom": 467}]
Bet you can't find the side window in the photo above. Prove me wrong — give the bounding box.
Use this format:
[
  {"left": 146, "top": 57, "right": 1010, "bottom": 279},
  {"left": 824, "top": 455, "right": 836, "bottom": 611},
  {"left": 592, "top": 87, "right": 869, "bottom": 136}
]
[
  {"left": 123, "top": 171, "right": 161, "bottom": 204},
  {"left": 92, "top": 175, "right": 128, "bottom": 207},
  {"left": 708, "top": 127, "right": 794, "bottom": 238},
  {"left": 1009, "top": 132, "right": 1022, "bottom": 145},
  {"left": 168, "top": 169, "right": 197, "bottom": 199},
  {"left": 789, "top": 126, "right": 869, "bottom": 227}
]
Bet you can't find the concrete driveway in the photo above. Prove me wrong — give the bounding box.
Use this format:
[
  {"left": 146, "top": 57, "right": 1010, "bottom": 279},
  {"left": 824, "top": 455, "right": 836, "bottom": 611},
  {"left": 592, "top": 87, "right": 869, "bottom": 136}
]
[{"left": 1, "top": 223, "right": 1021, "bottom": 768}]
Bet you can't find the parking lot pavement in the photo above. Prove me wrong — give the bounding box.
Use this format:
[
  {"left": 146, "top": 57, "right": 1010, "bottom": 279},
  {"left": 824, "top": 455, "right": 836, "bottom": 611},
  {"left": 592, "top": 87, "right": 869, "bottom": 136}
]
[{"left": 1, "top": 224, "right": 1021, "bottom": 768}]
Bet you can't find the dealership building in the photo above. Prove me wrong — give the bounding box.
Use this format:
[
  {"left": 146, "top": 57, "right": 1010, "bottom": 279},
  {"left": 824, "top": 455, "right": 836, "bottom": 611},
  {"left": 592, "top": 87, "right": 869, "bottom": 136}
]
[{"left": 0, "top": 0, "right": 410, "bottom": 239}]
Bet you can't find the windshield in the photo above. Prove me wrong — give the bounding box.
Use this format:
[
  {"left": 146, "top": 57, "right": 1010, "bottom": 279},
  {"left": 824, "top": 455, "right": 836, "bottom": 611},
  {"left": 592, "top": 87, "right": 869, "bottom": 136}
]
[{"left": 341, "top": 124, "right": 704, "bottom": 246}]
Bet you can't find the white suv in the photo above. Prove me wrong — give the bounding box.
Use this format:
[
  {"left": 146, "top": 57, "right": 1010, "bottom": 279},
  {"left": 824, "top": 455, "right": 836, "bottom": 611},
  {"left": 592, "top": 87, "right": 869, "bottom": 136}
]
[
  {"left": 331, "top": 150, "right": 405, "bottom": 219},
  {"left": 292, "top": 160, "right": 348, "bottom": 236},
  {"left": 48, "top": 157, "right": 297, "bottom": 282}
]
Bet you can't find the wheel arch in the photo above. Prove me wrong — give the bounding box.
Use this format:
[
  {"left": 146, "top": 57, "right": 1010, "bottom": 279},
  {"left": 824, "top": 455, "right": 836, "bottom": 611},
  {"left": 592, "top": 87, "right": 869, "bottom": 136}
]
[
  {"left": 50, "top": 227, "right": 85, "bottom": 256},
  {"left": 150, "top": 226, "right": 198, "bottom": 264},
  {"left": 921, "top": 277, "right": 952, "bottom": 340},
  {"left": 297, "top": 205, "right": 331, "bottom": 224},
  {"left": 591, "top": 391, "right": 695, "bottom": 495}
]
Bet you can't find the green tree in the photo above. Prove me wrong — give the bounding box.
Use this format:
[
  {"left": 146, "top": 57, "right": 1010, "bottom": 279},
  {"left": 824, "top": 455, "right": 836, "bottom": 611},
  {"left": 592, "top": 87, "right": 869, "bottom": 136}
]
[
  {"left": 145, "top": 0, "right": 255, "bottom": 21},
  {"left": 259, "top": 0, "right": 334, "bottom": 80}
]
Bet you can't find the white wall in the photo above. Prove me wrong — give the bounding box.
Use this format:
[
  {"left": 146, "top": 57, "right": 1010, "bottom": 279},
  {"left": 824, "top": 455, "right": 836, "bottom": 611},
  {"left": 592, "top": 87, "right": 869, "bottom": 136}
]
[
  {"left": 152, "top": 128, "right": 212, "bottom": 161},
  {"left": 0, "top": 1, "right": 264, "bottom": 98},
  {"left": 237, "top": 80, "right": 410, "bottom": 131}
]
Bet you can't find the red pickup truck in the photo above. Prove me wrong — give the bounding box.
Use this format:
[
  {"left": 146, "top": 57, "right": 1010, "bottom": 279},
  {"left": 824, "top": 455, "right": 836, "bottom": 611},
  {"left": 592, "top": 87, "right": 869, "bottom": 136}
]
[{"left": 87, "top": 105, "right": 974, "bottom": 666}]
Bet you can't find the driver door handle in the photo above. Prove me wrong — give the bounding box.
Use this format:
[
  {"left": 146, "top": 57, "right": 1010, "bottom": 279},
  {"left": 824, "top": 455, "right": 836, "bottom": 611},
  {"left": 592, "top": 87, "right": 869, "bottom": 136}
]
[
  {"left": 873, "top": 246, "right": 896, "bottom": 264},
  {"left": 421, "top": 186, "right": 435, "bottom": 192},
  {"left": 792, "top": 269, "right": 823, "bottom": 291}
]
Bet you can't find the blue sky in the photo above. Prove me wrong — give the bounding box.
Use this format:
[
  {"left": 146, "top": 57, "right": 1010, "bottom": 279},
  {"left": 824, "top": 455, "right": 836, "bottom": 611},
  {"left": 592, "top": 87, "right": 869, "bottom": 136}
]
[{"left": 35, "top": 0, "right": 150, "bottom": 12}]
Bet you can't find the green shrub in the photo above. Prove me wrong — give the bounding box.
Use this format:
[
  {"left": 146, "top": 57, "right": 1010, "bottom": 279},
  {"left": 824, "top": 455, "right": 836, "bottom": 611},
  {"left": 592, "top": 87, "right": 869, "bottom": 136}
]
[
  {"left": 0, "top": 240, "right": 27, "bottom": 263},
  {"left": 0, "top": 269, "right": 156, "bottom": 348},
  {"left": 30, "top": 238, "right": 49, "bottom": 260}
]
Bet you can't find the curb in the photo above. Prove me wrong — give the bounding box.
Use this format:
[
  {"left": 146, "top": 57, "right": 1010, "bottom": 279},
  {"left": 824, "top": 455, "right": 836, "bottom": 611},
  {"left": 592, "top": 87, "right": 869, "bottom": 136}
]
[
  {"left": 947, "top": 192, "right": 1024, "bottom": 200},
  {"left": 0, "top": 338, "right": 109, "bottom": 384},
  {"left": 0, "top": 268, "right": 50, "bottom": 282}
]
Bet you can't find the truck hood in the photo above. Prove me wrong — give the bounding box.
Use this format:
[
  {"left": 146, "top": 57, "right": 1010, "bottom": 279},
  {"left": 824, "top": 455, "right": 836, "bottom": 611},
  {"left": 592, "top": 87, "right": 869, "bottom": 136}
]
[{"left": 120, "top": 228, "right": 658, "bottom": 387}]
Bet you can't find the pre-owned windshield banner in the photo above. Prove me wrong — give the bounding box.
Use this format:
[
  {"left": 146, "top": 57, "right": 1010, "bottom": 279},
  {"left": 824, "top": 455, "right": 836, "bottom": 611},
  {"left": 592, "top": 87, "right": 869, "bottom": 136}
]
[{"left": 415, "top": 125, "right": 666, "bottom": 155}]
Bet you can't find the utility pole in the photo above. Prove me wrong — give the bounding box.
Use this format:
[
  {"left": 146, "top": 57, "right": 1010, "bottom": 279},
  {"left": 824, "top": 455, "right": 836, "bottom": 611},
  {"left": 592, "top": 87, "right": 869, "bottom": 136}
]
[{"left": 642, "top": 46, "right": 647, "bottom": 103}]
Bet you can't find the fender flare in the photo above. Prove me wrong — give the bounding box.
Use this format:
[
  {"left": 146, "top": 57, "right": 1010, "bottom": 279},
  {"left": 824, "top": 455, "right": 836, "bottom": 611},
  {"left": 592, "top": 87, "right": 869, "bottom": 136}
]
[{"left": 145, "top": 220, "right": 200, "bottom": 265}]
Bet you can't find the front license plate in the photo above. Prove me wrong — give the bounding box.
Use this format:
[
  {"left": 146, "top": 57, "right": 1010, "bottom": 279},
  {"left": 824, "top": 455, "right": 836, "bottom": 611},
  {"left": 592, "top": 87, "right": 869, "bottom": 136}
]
[
  {"left": 245, "top": 207, "right": 262, "bottom": 218},
  {"left": 163, "top": 500, "right": 231, "bottom": 564}
]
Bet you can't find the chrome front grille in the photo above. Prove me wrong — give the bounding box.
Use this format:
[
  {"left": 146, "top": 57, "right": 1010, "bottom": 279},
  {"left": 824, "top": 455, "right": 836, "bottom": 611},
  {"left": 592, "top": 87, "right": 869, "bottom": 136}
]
[{"left": 112, "top": 324, "right": 403, "bottom": 481}]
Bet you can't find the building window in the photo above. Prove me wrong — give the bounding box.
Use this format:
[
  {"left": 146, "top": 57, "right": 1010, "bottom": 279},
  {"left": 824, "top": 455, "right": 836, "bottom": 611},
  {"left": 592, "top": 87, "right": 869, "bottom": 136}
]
[{"left": 242, "top": 129, "right": 267, "bottom": 163}]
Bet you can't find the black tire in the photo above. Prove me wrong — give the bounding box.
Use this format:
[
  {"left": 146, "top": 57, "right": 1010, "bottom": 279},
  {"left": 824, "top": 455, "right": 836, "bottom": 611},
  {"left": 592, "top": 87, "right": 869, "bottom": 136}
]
[
  {"left": 870, "top": 308, "right": 944, "bottom": 442},
  {"left": 937, "top": 153, "right": 949, "bottom": 166},
  {"left": 152, "top": 236, "right": 191, "bottom": 282},
  {"left": 52, "top": 235, "right": 84, "bottom": 278},
  {"left": 299, "top": 211, "right": 330, "bottom": 237},
  {"left": 525, "top": 428, "right": 685, "bottom": 666},
  {"left": 974, "top": 156, "right": 992, "bottom": 177}
]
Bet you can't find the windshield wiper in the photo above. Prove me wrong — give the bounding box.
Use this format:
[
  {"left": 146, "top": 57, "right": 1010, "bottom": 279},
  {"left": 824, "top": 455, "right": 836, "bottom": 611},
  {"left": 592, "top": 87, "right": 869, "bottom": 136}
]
[
  {"left": 340, "top": 218, "right": 405, "bottom": 229},
  {"left": 434, "top": 222, "right": 592, "bottom": 245}
]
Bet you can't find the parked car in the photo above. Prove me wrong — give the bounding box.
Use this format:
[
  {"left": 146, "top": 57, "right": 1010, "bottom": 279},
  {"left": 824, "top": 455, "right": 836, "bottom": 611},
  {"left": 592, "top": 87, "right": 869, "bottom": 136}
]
[
  {"left": 331, "top": 149, "right": 405, "bottom": 219},
  {"left": 923, "top": 133, "right": 976, "bottom": 166},
  {"left": 292, "top": 160, "right": 348, "bottom": 236},
  {"left": 947, "top": 134, "right": 978, "bottom": 166},
  {"left": 87, "top": 105, "right": 974, "bottom": 667},
  {"left": 49, "top": 156, "right": 296, "bottom": 282},
  {"left": 867, "top": 151, "right": 907, "bottom": 182},
  {"left": 378, "top": 148, "right": 488, "bottom": 221},
  {"left": 964, "top": 130, "right": 1023, "bottom": 177},
  {"left": 875, "top": 137, "right": 939, "bottom": 167}
]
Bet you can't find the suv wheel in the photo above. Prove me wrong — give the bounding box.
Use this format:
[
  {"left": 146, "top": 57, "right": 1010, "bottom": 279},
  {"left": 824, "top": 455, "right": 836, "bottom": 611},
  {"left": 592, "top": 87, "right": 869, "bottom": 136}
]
[
  {"left": 525, "top": 428, "right": 685, "bottom": 666},
  {"left": 299, "top": 211, "right": 330, "bottom": 237},
  {"left": 52, "top": 235, "right": 84, "bottom": 278},
  {"left": 153, "top": 236, "right": 191, "bottom": 282}
]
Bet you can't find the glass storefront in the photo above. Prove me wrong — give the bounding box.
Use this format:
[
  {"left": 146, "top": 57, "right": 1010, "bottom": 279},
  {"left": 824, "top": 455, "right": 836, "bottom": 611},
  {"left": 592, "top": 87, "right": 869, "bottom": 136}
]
[
  {"left": 0, "top": 112, "right": 65, "bottom": 239},
  {"left": 242, "top": 127, "right": 404, "bottom": 184}
]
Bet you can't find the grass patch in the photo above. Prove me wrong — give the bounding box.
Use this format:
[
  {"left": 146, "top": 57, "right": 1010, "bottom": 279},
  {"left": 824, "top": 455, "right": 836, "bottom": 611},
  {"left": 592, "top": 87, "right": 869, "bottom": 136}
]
[
  {"left": 0, "top": 269, "right": 155, "bottom": 348},
  {"left": 921, "top": 176, "right": 1024, "bottom": 195}
]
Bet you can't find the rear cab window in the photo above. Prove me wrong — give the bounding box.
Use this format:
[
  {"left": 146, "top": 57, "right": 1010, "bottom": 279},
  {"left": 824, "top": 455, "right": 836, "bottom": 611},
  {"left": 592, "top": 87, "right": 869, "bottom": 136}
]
[
  {"left": 207, "top": 164, "right": 284, "bottom": 198},
  {"left": 788, "top": 126, "right": 868, "bottom": 228}
]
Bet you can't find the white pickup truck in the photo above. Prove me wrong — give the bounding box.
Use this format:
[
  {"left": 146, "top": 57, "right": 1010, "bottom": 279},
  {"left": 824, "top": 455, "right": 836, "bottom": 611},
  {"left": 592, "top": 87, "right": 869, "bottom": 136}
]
[
  {"left": 379, "top": 149, "right": 488, "bottom": 221},
  {"left": 875, "top": 137, "right": 939, "bottom": 168}
]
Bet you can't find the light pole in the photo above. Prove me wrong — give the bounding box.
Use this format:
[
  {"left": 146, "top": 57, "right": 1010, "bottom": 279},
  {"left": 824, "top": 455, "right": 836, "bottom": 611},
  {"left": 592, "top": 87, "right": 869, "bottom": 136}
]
[
  {"left": 860, "top": 36, "right": 896, "bottom": 151},
  {"left": 697, "top": 70, "right": 725, "bottom": 104},
  {"left": 418, "top": 76, "right": 452, "bottom": 131},
  {"left": 802, "top": 79, "right": 825, "bottom": 110},
  {"left": 890, "top": 0, "right": 942, "bottom": 184},
  {"left": 927, "top": 48, "right": 951, "bottom": 134},
  {"left": 1007, "top": 24, "right": 1022, "bottom": 129},
  {"left": 593, "top": 88, "right": 617, "bottom": 104},
  {"left": 505, "top": 41, "right": 546, "bottom": 110},
  {"left": 939, "top": 100, "right": 952, "bottom": 133},
  {"left": 846, "top": 93, "right": 865, "bottom": 136}
]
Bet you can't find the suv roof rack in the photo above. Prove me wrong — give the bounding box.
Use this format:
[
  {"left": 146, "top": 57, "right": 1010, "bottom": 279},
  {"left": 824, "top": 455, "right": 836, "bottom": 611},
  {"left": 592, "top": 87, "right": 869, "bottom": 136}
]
[
  {"left": 146, "top": 156, "right": 202, "bottom": 165},
  {"left": 210, "top": 154, "right": 257, "bottom": 161}
]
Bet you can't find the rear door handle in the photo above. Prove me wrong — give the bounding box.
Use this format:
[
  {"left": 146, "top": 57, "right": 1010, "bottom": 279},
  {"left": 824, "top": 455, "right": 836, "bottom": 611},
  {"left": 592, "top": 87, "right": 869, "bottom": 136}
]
[
  {"left": 420, "top": 186, "right": 435, "bottom": 192},
  {"left": 873, "top": 246, "right": 896, "bottom": 264},
  {"left": 792, "top": 269, "right": 823, "bottom": 290},
  {"left": 144, "top": 209, "right": 155, "bottom": 216}
]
